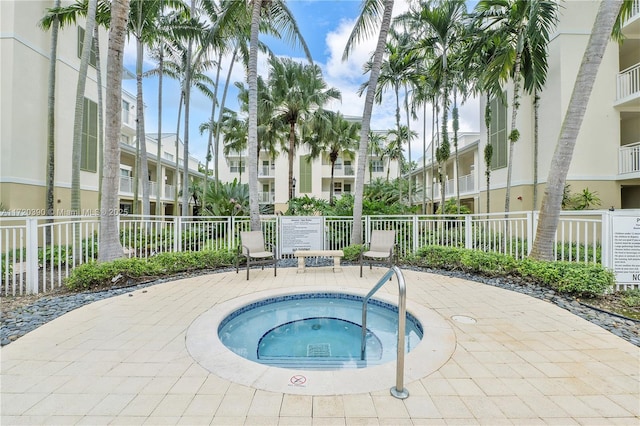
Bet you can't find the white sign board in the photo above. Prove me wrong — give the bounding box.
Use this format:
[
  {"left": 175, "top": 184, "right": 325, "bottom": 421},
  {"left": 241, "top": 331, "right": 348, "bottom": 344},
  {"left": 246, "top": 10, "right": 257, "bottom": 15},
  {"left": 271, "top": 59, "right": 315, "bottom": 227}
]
[
  {"left": 612, "top": 215, "right": 640, "bottom": 285},
  {"left": 280, "top": 217, "right": 324, "bottom": 254}
]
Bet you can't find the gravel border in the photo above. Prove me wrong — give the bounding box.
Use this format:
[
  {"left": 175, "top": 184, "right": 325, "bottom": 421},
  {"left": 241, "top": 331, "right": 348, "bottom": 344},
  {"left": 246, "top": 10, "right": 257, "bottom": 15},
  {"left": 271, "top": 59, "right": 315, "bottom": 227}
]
[{"left": 2, "top": 261, "right": 638, "bottom": 347}]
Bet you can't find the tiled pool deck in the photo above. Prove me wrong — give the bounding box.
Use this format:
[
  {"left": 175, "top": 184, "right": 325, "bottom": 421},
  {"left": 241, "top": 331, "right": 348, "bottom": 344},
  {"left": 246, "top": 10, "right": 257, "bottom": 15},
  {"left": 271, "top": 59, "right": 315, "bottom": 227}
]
[{"left": 1, "top": 266, "right": 639, "bottom": 425}]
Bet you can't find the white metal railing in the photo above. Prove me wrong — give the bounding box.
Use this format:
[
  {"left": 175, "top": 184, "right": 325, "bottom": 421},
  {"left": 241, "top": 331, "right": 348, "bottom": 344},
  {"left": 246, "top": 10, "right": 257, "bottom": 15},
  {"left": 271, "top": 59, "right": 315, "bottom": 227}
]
[
  {"left": 259, "top": 166, "right": 274, "bottom": 177},
  {"left": 119, "top": 176, "right": 133, "bottom": 194},
  {"left": 3, "top": 211, "right": 635, "bottom": 295},
  {"left": 164, "top": 184, "right": 174, "bottom": 199},
  {"left": 458, "top": 173, "right": 475, "bottom": 194},
  {"left": 149, "top": 181, "right": 158, "bottom": 198},
  {"left": 616, "top": 63, "right": 640, "bottom": 101},
  {"left": 258, "top": 192, "right": 274, "bottom": 203},
  {"left": 619, "top": 142, "right": 640, "bottom": 174}
]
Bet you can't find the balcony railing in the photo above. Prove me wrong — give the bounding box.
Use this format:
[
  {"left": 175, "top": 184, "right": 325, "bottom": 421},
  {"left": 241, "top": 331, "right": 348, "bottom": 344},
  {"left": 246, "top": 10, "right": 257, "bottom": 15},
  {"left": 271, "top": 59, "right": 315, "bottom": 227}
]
[
  {"left": 120, "top": 176, "right": 177, "bottom": 199},
  {"left": 617, "top": 63, "right": 640, "bottom": 102},
  {"left": 458, "top": 173, "right": 475, "bottom": 194},
  {"left": 258, "top": 192, "right": 274, "bottom": 204},
  {"left": 619, "top": 142, "right": 640, "bottom": 174},
  {"left": 259, "top": 166, "right": 274, "bottom": 177}
]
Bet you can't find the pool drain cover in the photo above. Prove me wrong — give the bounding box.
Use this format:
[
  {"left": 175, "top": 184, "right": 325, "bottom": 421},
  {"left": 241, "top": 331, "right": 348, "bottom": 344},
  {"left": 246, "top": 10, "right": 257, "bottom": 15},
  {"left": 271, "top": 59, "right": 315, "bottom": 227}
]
[
  {"left": 307, "top": 343, "right": 331, "bottom": 357},
  {"left": 451, "top": 315, "right": 477, "bottom": 324}
]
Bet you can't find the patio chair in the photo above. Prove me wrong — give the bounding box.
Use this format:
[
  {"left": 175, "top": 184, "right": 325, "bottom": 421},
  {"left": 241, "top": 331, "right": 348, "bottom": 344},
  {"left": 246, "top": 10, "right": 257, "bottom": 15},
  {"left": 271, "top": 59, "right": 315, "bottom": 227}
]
[
  {"left": 359, "top": 230, "right": 396, "bottom": 277},
  {"left": 236, "top": 231, "right": 277, "bottom": 280}
]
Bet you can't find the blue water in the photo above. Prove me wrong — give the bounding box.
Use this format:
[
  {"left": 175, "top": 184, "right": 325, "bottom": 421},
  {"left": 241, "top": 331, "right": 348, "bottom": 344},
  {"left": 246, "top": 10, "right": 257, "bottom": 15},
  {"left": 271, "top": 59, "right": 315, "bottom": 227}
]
[{"left": 218, "top": 293, "right": 423, "bottom": 369}]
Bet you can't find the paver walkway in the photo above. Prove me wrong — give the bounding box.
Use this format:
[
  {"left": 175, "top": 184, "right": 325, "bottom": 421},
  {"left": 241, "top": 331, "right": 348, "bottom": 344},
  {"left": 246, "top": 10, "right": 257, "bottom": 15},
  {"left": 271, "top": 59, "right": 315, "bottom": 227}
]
[{"left": 1, "top": 266, "right": 639, "bottom": 425}]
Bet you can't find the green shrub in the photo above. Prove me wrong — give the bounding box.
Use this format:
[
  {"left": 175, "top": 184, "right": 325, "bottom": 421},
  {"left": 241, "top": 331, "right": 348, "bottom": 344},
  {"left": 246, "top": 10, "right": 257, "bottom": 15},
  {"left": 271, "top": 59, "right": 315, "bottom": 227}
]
[
  {"left": 460, "top": 250, "right": 518, "bottom": 275},
  {"left": 621, "top": 289, "right": 640, "bottom": 308},
  {"left": 66, "top": 249, "right": 235, "bottom": 290},
  {"left": 414, "top": 245, "right": 464, "bottom": 269},
  {"left": 342, "top": 244, "right": 364, "bottom": 262},
  {"left": 412, "top": 246, "right": 613, "bottom": 297}
]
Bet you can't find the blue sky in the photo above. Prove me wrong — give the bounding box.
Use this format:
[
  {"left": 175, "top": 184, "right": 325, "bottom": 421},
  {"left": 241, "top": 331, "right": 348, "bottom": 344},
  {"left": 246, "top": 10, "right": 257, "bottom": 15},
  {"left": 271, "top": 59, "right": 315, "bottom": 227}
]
[{"left": 121, "top": 0, "right": 479, "bottom": 165}]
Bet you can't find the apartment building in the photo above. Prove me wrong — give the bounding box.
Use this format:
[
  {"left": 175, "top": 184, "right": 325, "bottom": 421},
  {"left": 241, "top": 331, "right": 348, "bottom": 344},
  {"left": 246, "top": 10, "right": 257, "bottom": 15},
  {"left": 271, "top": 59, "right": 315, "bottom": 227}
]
[
  {"left": 413, "top": 1, "right": 640, "bottom": 213},
  {"left": 0, "top": 1, "right": 203, "bottom": 216},
  {"left": 217, "top": 127, "right": 399, "bottom": 214}
]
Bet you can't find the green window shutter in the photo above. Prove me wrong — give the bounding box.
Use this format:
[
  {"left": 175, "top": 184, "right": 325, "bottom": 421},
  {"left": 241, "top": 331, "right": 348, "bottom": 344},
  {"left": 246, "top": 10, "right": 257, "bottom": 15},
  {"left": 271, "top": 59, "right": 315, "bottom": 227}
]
[
  {"left": 81, "top": 97, "right": 98, "bottom": 173},
  {"left": 489, "top": 94, "right": 508, "bottom": 170},
  {"left": 77, "top": 26, "right": 97, "bottom": 68},
  {"left": 299, "top": 155, "right": 312, "bottom": 193}
]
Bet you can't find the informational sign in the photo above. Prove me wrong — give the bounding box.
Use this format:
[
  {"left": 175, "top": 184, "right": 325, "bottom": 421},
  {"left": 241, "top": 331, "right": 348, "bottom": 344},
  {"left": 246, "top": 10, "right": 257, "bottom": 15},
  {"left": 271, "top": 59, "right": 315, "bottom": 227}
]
[
  {"left": 280, "top": 216, "right": 324, "bottom": 254},
  {"left": 612, "top": 216, "right": 640, "bottom": 285}
]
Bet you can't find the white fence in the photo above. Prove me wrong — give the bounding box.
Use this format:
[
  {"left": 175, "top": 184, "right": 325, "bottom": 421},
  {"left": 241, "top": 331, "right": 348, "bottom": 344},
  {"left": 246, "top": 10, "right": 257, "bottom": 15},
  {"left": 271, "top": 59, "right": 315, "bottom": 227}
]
[{"left": 0, "top": 210, "right": 635, "bottom": 295}]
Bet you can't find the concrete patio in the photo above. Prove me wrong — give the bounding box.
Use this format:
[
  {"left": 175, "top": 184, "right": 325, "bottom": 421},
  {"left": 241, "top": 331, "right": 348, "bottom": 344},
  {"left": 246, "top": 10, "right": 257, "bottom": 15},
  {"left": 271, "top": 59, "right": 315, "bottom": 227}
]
[{"left": 1, "top": 266, "right": 638, "bottom": 425}]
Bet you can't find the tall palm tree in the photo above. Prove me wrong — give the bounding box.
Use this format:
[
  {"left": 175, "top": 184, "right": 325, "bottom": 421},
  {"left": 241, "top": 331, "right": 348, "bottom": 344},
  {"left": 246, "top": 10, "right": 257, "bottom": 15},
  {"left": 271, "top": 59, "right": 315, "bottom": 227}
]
[
  {"left": 473, "top": 0, "right": 558, "bottom": 214},
  {"left": 216, "top": 0, "right": 311, "bottom": 230},
  {"left": 268, "top": 56, "right": 341, "bottom": 201},
  {"left": 99, "top": 0, "right": 130, "bottom": 262},
  {"left": 40, "top": 0, "right": 61, "bottom": 222},
  {"left": 306, "top": 111, "right": 360, "bottom": 205},
  {"left": 530, "top": 0, "right": 628, "bottom": 260},
  {"left": 344, "top": 0, "right": 394, "bottom": 245}
]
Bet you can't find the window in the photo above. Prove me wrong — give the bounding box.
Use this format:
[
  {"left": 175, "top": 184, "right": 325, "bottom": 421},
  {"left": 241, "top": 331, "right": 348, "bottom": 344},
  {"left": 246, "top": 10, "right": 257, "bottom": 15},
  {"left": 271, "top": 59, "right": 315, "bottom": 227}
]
[
  {"left": 81, "top": 97, "right": 98, "bottom": 172},
  {"left": 77, "top": 26, "right": 97, "bottom": 67},
  {"left": 299, "top": 155, "right": 312, "bottom": 193},
  {"left": 120, "top": 134, "right": 130, "bottom": 145},
  {"left": 344, "top": 160, "right": 354, "bottom": 175},
  {"left": 230, "top": 160, "right": 245, "bottom": 173},
  {"left": 333, "top": 182, "right": 342, "bottom": 194},
  {"left": 344, "top": 183, "right": 352, "bottom": 193},
  {"left": 122, "top": 100, "right": 130, "bottom": 124},
  {"left": 370, "top": 160, "right": 384, "bottom": 173},
  {"left": 489, "top": 94, "right": 508, "bottom": 170}
]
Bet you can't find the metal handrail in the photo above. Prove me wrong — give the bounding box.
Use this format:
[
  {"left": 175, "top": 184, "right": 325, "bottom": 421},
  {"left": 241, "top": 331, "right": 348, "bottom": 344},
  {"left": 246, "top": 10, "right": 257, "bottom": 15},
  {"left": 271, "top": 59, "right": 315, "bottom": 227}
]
[{"left": 360, "top": 265, "right": 409, "bottom": 399}]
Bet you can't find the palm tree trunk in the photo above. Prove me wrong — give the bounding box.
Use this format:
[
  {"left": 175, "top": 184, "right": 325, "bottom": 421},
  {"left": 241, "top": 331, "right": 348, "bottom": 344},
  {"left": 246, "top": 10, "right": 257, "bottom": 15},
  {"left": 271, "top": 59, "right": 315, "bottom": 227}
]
[
  {"left": 533, "top": 89, "right": 539, "bottom": 209},
  {"left": 71, "top": 0, "right": 97, "bottom": 262},
  {"left": 182, "top": 0, "right": 195, "bottom": 217},
  {"left": 98, "top": 0, "right": 129, "bottom": 262},
  {"left": 530, "top": 0, "right": 623, "bottom": 260},
  {"left": 404, "top": 85, "right": 412, "bottom": 208},
  {"left": 174, "top": 92, "right": 183, "bottom": 214},
  {"left": 504, "top": 49, "right": 522, "bottom": 214},
  {"left": 351, "top": 0, "right": 394, "bottom": 245},
  {"left": 484, "top": 93, "right": 492, "bottom": 215},
  {"left": 247, "top": 0, "right": 262, "bottom": 231},
  {"left": 422, "top": 103, "right": 427, "bottom": 214},
  {"left": 95, "top": 27, "right": 104, "bottom": 211},
  {"left": 136, "top": 37, "right": 150, "bottom": 218},
  {"left": 453, "top": 88, "right": 460, "bottom": 214},
  {"left": 214, "top": 48, "right": 238, "bottom": 192},
  {"left": 204, "top": 50, "right": 223, "bottom": 203},
  {"left": 155, "top": 47, "right": 163, "bottom": 216},
  {"left": 288, "top": 122, "right": 296, "bottom": 200},
  {"left": 330, "top": 161, "right": 335, "bottom": 205},
  {"left": 45, "top": 0, "right": 60, "bottom": 241}
]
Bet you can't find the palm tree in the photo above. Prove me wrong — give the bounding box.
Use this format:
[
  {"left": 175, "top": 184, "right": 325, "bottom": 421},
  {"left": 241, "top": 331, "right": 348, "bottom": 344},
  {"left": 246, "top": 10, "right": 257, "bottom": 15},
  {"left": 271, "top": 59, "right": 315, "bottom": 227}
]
[
  {"left": 530, "top": 0, "right": 628, "bottom": 260},
  {"left": 473, "top": 0, "right": 558, "bottom": 214},
  {"left": 217, "top": 0, "right": 312, "bottom": 230},
  {"left": 344, "top": 0, "right": 395, "bottom": 245},
  {"left": 99, "top": 0, "right": 129, "bottom": 262},
  {"left": 40, "top": 0, "right": 62, "bottom": 222},
  {"left": 306, "top": 111, "right": 360, "bottom": 205},
  {"left": 267, "top": 56, "right": 341, "bottom": 201}
]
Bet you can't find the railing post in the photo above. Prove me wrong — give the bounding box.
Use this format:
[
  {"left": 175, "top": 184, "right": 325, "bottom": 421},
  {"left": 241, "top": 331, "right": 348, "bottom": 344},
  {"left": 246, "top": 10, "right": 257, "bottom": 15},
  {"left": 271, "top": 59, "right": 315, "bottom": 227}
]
[
  {"left": 25, "top": 218, "right": 39, "bottom": 295},
  {"left": 530, "top": 211, "right": 539, "bottom": 256},
  {"left": 601, "top": 211, "right": 612, "bottom": 270},
  {"left": 174, "top": 216, "right": 182, "bottom": 252},
  {"left": 526, "top": 211, "right": 534, "bottom": 256},
  {"left": 464, "top": 215, "right": 472, "bottom": 250},
  {"left": 412, "top": 216, "right": 418, "bottom": 254}
]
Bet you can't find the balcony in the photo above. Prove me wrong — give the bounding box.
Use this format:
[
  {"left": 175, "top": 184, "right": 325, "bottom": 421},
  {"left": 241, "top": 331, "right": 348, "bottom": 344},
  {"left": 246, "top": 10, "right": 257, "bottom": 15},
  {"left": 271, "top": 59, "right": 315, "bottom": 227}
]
[
  {"left": 615, "top": 63, "right": 640, "bottom": 109},
  {"left": 622, "top": 0, "right": 640, "bottom": 37},
  {"left": 619, "top": 142, "right": 640, "bottom": 175},
  {"left": 259, "top": 166, "right": 274, "bottom": 178},
  {"left": 119, "top": 177, "right": 179, "bottom": 200},
  {"left": 258, "top": 192, "right": 274, "bottom": 204}
]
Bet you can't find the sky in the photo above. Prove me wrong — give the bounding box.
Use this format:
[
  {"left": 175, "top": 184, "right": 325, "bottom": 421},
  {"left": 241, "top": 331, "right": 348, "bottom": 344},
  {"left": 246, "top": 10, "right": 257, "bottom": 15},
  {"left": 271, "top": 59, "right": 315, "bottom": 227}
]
[{"left": 121, "top": 0, "right": 480, "bottom": 166}]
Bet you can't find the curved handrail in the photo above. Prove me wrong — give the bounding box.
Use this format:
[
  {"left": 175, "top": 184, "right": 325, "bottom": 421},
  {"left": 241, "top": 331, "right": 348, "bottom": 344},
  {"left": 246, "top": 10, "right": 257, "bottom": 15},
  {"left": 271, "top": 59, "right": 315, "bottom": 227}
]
[{"left": 361, "top": 265, "right": 409, "bottom": 399}]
